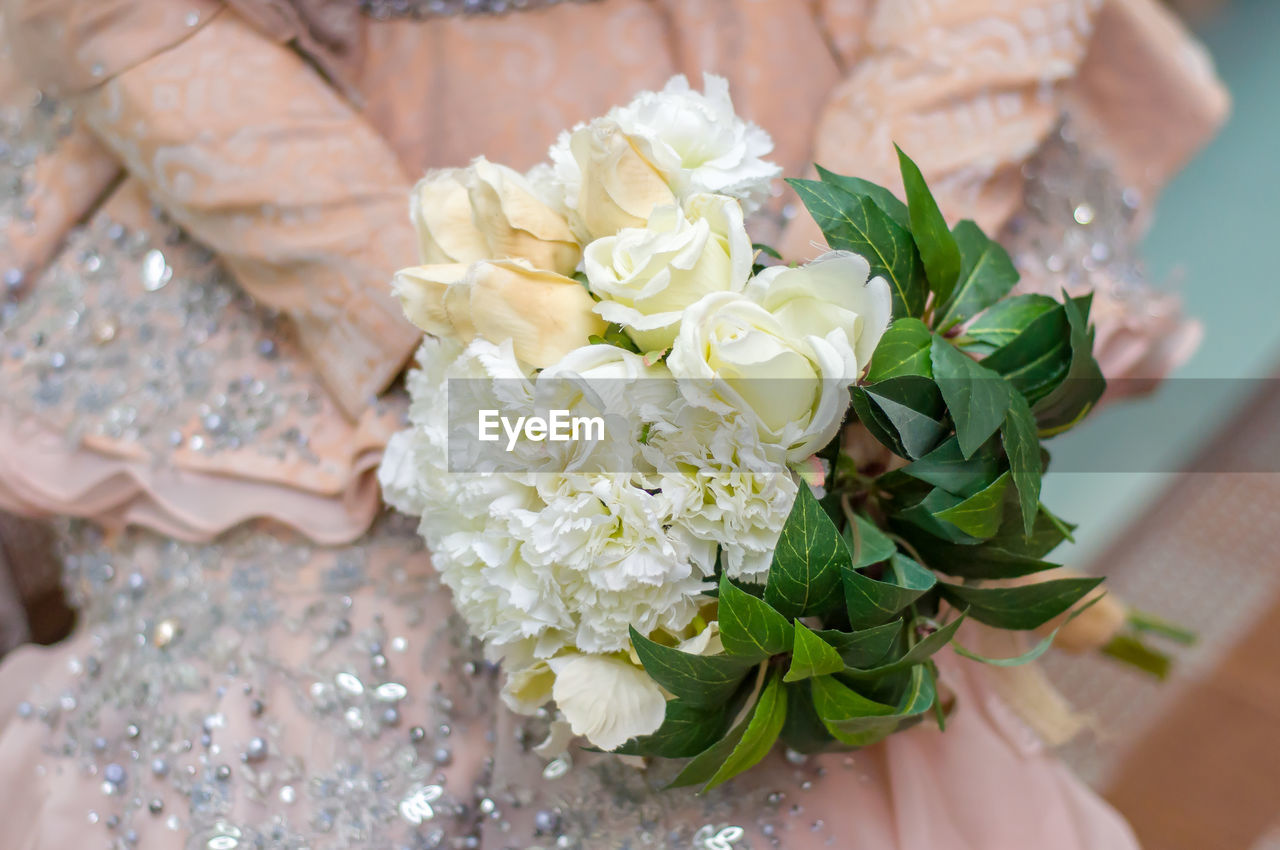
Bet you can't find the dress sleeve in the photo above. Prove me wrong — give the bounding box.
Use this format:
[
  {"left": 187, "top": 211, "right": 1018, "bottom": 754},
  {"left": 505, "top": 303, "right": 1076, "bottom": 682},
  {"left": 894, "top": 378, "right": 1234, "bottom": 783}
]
[
  {"left": 2, "top": 0, "right": 421, "bottom": 419},
  {"left": 781, "top": 0, "right": 1103, "bottom": 260}
]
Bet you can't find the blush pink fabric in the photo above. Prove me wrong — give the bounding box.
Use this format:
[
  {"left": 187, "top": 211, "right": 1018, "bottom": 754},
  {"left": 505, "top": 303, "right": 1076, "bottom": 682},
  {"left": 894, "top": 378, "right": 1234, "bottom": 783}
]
[{"left": 0, "top": 0, "right": 1228, "bottom": 846}]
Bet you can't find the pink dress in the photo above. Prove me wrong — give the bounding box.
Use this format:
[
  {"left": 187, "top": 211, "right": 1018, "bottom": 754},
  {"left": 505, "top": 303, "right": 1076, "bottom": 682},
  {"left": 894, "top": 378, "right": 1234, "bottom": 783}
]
[{"left": 0, "top": 0, "right": 1226, "bottom": 847}]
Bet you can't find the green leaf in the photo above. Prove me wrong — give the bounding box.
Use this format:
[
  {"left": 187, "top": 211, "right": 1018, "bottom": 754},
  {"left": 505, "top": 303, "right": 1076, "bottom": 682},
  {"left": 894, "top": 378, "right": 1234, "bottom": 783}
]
[
  {"left": 897, "top": 487, "right": 984, "bottom": 545},
  {"left": 752, "top": 242, "right": 783, "bottom": 260},
  {"left": 815, "top": 620, "right": 902, "bottom": 669},
  {"left": 764, "top": 484, "right": 850, "bottom": 619},
  {"left": 933, "top": 220, "right": 1020, "bottom": 331},
  {"left": 851, "top": 387, "right": 909, "bottom": 457},
  {"left": 815, "top": 165, "right": 910, "bottom": 229},
  {"left": 961, "top": 294, "right": 1063, "bottom": 354},
  {"left": 787, "top": 178, "right": 927, "bottom": 318},
  {"left": 931, "top": 335, "right": 1012, "bottom": 458},
  {"left": 843, "top": 612, "right": 967, "bottom": 677},
  {"left": 1101, "top": 633, "right": 1173, "bottom": 680},
  {"left": 813, "top": 665, "right": 936, "bottom": 746},
  {"left": 931, "top": 471, "right": 1009, "bottom": 539},
  {"left": 953, "top": 593, "right": 1105, "bottom": 667},
  {"left": 866, "top": 318, "right": 934, "bottom": 381},
  {"left": 896, "top": 146, "right": 961, "bottom": 306},
  {"left": 937, "top": 576, "right": 1103, "bottom": 630},
  {"left": 842, "top": 553, "right": 936, "bottom": 629},
  {"left": 785, "top": 622, "right": 847, "bottom": 683},
  {"left": 901, "top": 435, "right": 1001, "bottom": 498},
  {"left": 717, "top": 575, "right": 795, "bottom": 663},
  {"left": 987, "top": 500, "right": 1073, "bottom": 557},
  {"left": 980, "top": 304, "right": 1071, "bottom": 403},
  {"left": 863, "top": 376, "right": 947, "bottom": 459},
  {"left": 671, "top": 670, "right": 788, "bottom": 791},
  {"left": 908, "top": 535, "right": 1060, "bottom": 580},
  {"left": 629, "top": 627, "right": 754, "bottom": 709},
  {"left": 614, "top": 699, "right": 735, "bottom": 758},
  {"left": 1032, "top": 294, "right": 1106, "bottom": 434},
  {"left": 780, "top": 680, "right": 836, "bottom": 754},
  {"left": 843, "top": 512, "right": 898, "bottom": 569},
  {"left": 1127, "top": 608, "right": 1197, "bottom": 646},
  {"left": 1002, "top": 391, "right": 1043, "bottom": 536}
]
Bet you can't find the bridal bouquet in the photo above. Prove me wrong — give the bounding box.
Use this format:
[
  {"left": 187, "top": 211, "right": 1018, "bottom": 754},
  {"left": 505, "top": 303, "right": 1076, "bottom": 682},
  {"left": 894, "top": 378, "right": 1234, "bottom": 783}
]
[{"left": 380, "top": 75, "right": 1175, "bottom": 789}]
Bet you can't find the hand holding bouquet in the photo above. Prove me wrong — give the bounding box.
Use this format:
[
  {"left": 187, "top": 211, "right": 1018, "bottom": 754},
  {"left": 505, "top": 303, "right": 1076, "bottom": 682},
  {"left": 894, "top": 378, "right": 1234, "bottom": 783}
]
[{"left": 380, "top": 74, "right": 1179, "bottom": 789}]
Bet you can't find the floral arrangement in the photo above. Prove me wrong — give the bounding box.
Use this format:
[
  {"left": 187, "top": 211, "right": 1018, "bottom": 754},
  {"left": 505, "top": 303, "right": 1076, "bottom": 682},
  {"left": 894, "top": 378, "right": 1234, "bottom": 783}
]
[{"left": 379, "top": 75, "right": 1182, "bottom": 789}]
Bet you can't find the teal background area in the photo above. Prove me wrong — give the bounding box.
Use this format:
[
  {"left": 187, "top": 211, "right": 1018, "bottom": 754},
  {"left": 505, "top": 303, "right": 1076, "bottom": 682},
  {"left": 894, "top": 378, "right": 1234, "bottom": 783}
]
[{"left": 1040, "top": 0, "right": 1280, "bottom": 565}]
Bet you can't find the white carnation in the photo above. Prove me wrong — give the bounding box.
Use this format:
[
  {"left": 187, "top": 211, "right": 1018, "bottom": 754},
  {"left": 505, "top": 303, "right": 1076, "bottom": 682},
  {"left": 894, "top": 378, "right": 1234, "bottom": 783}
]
[
  {"left": 644, "top": 400, "right": 798, "bottom": 582},
  {"left": 384, "top": 338, "right": 716, "bottom": 669}
]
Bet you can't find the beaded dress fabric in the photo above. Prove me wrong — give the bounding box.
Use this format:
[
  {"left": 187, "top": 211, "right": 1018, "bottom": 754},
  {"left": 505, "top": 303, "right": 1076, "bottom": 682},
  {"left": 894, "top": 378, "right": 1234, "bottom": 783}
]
[{"left": 0, "top": 0, "right": 1226, "bottom": 848}]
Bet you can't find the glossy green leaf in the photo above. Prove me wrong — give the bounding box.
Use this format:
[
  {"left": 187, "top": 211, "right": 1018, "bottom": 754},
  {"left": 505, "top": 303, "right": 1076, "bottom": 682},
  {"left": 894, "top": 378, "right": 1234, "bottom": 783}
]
[
  {"left": 614, "top": 699, "right": 735, "bottom": 758},
  {"left": 698, "top": 671, "right": 788, "bottom": 790},
  {"left": 961, "top": 294, "right": 1062, "bottom": 354},
  {"left": 901, "top": 435, "right": 1001, "bottom": 498},
  {"left": 897, "top": 146, "right": 961, "bottom": 305},
  {"left": 931, "top": 471, "right": 1009, "bottom": 539},
  {"left": 780, "top": 680, "right": 836, "bottom": 754},
  {"left": 981, "top": 304, "right": 1071, "bottom": 403},
  {"left": 629, "top": 627, "right": 753, "bottom": 709},
  {"left": 815, "top": 620, "right": 902, "bottom": 669},
  {"left": 717, "top": 575, "right": 795, "bottom": 663},
  {"left": 785, "top": 622, "right": 847, "bottom": 683},
  {"left": 937, "top": 576, "right": 1103, "bottom": 630},
  {"left": 842, "top": 553, "right": 936, "bottom": 629},
  {"left": 931, "top": 335, "right": 1012, "bottom": 458},
  {"left": 764, "top": 484, "right": 849, "bottom": 619},
  {"left": 851, "top": 387, "right": 909, "bottom": 457},
  {"left": 1032, "top": 294, "right": 1106, "bottom": 434},
  {"left": 815, "top": 165, "right": 910, "bottom": 229},
  {"left": 908, "top": 534, "right": 1060, "bottom": 580},
  {"left": 953, "top": 593, "right": 1105, "bottom": 667},
  {"left": 867, "top": 318, "right": 934, "bottom": 382},
  {"left": 842, "top": 612, "right": 967, "bottom": 678},
  {"left": 1002, "top": 391, "right": 1043, "bottom": 536},
  {"left": 813, "top": 665, "right": 936, "bottom": 746},
  {"left": 933, "top": 219, "right": 1020, "bottom": 331},
  {"left": 843, "top": 512, "right": 898, "bottom": 569},
  {"left": 788, "top": 178, "right": 927, "bottom": 318},
  {"left": 897, "top": 487, "right": 984, "bottom": 545},
  {"left": 863, "top": 375, "right": 947, "bottom": 459}
]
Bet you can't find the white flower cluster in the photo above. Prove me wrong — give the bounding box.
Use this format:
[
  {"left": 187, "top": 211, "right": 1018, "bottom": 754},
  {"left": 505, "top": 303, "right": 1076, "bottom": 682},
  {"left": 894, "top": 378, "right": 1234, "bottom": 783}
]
[{"left": 380, "top": 75, "right": 891, "bottom": 751}]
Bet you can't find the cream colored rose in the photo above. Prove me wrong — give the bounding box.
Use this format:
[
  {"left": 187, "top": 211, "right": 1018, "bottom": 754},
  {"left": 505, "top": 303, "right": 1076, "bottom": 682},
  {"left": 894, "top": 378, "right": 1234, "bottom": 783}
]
[
  {"left": 547, "top": 653, "right": 666, "bottom": 751},
  {"left": 746, "top": 251, "right": 893, "bottom": 372},
  {"left": 668, "top": 292, "right": 858, "bottom": 461},
  {"left": 555, "top": 120, "right": 676, "bottom": 242},
  {"left": 466, "top": 158, "right": 580, "bottom": 275},
  {"left": 411, "top": 169, "right": 489, "bottom": 264},
  {"left": 584, "top": 194, "right": 752, "bottom": 351},
  {"left": 393, "top": 259, "right": 605, "bottom": 368},
  {"left": 411, "top": 159, "right": 580, "bottom": 275}
]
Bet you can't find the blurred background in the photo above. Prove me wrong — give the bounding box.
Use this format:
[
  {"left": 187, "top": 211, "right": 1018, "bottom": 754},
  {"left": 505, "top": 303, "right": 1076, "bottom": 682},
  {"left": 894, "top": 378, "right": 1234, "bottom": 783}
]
[
  {"left": 1038, "top": 0, "right": 1280, "bottom": 846},
  {"left": 0, "top": 0, "right": 1276, "bottom": 847}
]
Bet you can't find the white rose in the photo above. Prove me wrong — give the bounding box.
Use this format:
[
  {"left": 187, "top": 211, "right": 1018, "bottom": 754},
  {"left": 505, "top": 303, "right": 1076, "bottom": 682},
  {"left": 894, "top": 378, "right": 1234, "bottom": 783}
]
[
  {"left": 667, "top": 292, "right": 858, "bottom": 462},
  {"left": 411, "top": 159, "right": 580, "bottom": 274},
  {"left": 611, "top": 73, "right": 781, "bottom": 215},
  {"left": 746, "top": 251, "right": 893, "bottom": 371},
  {"left": 584, "top": 194, "right": 752, "bottom": 351},
  {"left": 548, "top": 653, "right": 666, "bottom": 751}
]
